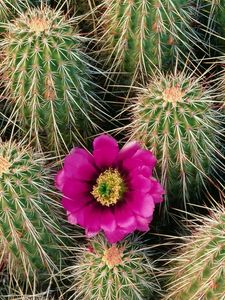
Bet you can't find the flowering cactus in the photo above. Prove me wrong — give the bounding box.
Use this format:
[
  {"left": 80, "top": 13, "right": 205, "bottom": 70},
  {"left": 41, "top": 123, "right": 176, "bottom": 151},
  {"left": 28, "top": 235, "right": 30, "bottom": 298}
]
[{"left": 55, "top": 134, "right": 164, "bottom": 243}]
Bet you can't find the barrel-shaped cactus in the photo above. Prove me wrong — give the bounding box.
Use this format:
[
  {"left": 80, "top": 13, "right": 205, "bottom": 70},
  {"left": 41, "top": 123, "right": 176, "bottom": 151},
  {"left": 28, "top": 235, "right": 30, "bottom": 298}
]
[
  {"left": 99, "top": 0, "right": 197, "bottom": 82},
  {"left": 0, "top": 140, "right": 64, "bottom": 291},
  {"left": 64, "top": 235, "right": 161, "bottom": 300},
  {"left": 1, "top": 6, "right": 101, "bottom": 155},
  {"left": 127, "top": 72, "right": 223, "bottom": 212},
  {"left": 164, "top": 203, "right": 225, "bottom": 299}
]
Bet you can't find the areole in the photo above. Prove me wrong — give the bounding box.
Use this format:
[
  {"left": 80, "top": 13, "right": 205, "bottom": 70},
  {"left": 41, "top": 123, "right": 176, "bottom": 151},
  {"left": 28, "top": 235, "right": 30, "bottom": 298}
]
[{"left": 0, "top": 156, "right": 11, "bottom": 176}]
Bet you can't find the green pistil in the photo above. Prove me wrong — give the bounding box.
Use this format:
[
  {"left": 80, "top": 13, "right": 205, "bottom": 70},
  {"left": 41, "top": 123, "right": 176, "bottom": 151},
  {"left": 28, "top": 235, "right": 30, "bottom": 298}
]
[{"left": 98, "top": 183, "right": 111, "bottom": 197}]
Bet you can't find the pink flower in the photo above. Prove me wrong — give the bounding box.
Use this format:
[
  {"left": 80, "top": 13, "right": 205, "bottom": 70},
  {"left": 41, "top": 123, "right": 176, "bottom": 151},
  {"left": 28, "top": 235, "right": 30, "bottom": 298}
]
[{"left": 55, "top": 134, "right": 164, "bottom": 243}]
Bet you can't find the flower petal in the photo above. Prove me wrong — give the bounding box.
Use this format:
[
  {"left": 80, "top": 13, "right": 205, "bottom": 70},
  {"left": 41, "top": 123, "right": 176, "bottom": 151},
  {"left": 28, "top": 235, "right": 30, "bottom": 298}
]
[
  {"left": 104, "top": 228, "right": 128, "bottom": 244},
  {"left": 134, "top": 149, "right": 157, "bottom": 167},
  {"left": 150, "top": 179, "right": 165, "bottom": 204},
  {"left": 100, "top": 209, "right": 116, "bottom": 232},
  {"left": 83, "top": 204, "right": 102, "bottom": 233},
  {"left": 55, "top": 169, "right": 65, "bottom": 191},
  {"left": 67, "top": 212, "right": 77, "bottom": 225},
  {"left": 62, "top": 194, "right": 92, "bottom": 213},
  {"left": 114, "top": 203, "right": 136, "bottom": 230},
  {"left": 93, "top": 134, "right": 119, "bottom": 168},
  {"left": 122, "top": 149, "right": 156, "bottom": 173},
  {"left": 71, "top": 148, "right": 94, "bottom": 164},
  {"left": 129, "top": 192, "right": 155, "bottom": 218},
  {"left": 129, "top": 165, "right": 152, "bottom": 179},
  {"left": 135, "top": 215, "right": 152, "bottom": 231},
  {"left": 118, "top": 141, "right": 140, "bottom": 162},
  {"left": 129, "top": 174, "right": 152, "bottom": 193},
  {"left": 62, "top": 179, "right": 90, "bottom": 199},
  {"left": 75, "top": 202, "right": 95, "bottom": 227},
  {"left": 85, "top": 229, "right": 98, "bottom": 238},
  {"left": 64, "top": 148, "right": 97, "bottom": 181}
]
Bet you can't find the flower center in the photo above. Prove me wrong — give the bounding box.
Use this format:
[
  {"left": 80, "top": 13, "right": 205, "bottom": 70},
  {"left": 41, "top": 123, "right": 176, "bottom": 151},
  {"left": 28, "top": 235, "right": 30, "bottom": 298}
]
[
  {"left": 102, "top": 245, "right": 123, "bottom": 268},
  {"left": 162, "top": 86, "right": 184, "bottom": 105},
  {"left": 0, "top": 156, "right": 11, "bottom": 176},
  {"left": 28, "top": 17, "right": 50, "bottom": 33},
  {"left": 92, "top": 168, "right": 125, "bottom": 207}
]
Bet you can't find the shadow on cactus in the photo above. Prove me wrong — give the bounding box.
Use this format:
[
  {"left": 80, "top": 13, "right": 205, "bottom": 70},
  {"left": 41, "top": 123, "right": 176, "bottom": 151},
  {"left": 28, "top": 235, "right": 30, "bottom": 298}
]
[
  {"left": 125, "top": 69, "right": 224, "bottom": 214},
  {"left": 98, "top": 0, "right": 199, "bottom": 84},
  {"left": 0, "top": 140, "right": 68, "bottom": 294},
  {"left": 61, "top": 234, "right": 161, "bottom": 300},
  {"left": 163, "top": 196, "right": 225, "bottom": 299},
  {"left": 73, "top": 0, "right": 100, "bottom": 35},
  {"left": 1, "top": 6, "right": 105, "bottom": 156},
  {"left": 197, "top": 0, "right": 225, "bottom": 55}
]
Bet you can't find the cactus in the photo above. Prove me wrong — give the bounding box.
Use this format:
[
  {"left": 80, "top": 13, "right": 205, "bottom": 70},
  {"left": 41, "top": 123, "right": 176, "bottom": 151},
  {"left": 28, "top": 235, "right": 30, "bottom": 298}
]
[
  {"left": 0, "top": 0, "right": 30, "bottom": 31},
  {"left": 1, "top": 6, "right": 102, "bottom": 155},
  {"left": 164, "top": 203, "right": 225, "bottom": 300},
  {"left": 98, "top": 0, "right": 198, "bottom": 83},
  {"left": 127, "top": 71, "right": 223, "bottom": 212},
  {"left": 64, "top": 235, "right": 161, "bottom": 300},
  {"left": 0, "top": 140, "right": 64, "bottom": 291}
]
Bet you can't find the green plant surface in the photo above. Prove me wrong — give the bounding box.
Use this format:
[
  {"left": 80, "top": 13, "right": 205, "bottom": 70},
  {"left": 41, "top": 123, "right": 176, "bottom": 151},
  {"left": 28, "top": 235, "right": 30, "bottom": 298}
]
[
  {"left": 0, "top": 0, "right": 30, "bottom": 24},
  {"left": 126, "top": 71, "right": 223, "bottom": 213},
  {"left": 164, "top": 204, "right": 225, "bottom": 299},
  {"left": 63, "top": 235, "right": 161, "bottom": 300},
  {"left": 0, "top": 140, "right": 65, "bottom": 292},
  {"left": 98, "top": 0, "right": 198, "bottom": 83},
  {"left": 1, "top": 6, "right": 103, "bottom": 155}
]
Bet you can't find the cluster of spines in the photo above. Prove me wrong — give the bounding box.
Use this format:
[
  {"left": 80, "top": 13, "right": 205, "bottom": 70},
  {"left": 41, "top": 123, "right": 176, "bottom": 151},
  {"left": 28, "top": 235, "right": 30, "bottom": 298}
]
[
  {"left": 0, "top": 0, "right": 30, "bottom": 27},
  {"left": 0, "top": 141, "right": 64, "bottom": 291},
  {"left": 1, "top": 6, "right": 102, "bottom": 155},
  {"left": 63, "top": 235, "right": 160, "bottom": 300},
  {"left": 164, "top": 204, "right": 225, "bottom": 299},
  {"left": 126, "top": 71, "right": 223, "bottom": 212},
  {"left": 98, "top": 0, "right": 198, "bottom": 83}
]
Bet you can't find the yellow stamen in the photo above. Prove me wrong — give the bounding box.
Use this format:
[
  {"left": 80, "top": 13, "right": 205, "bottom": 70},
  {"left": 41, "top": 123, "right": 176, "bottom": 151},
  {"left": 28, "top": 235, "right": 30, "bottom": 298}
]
[
  {"left": 162, "top": 86, "right": 184, "bottom": 107},
  {"left": 102, "top": 245, "right": 123, "bottom": 268},
  {"left": 0, "top": 156, "right": 11, "bottom": 176},
  {"left": 92, "top": 168, "right": 125, "bottom": 207}
]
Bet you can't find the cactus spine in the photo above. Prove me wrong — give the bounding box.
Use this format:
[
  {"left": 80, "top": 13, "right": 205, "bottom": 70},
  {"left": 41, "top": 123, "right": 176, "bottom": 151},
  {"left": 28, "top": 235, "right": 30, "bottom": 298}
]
[
  {"left": 0, "top": 141, "right": 64, "bottom": 291},
  {"left": 64, "top": 235, "right": 160, "bottom": 300},
  {"left": 99, "top": 0, "right": 197, "bottom": 82},
  {"left": 1, "top": 6, "right": 101, "bottom": 155},
  {"left": 75, "top": 0, "right": 99, "bottom": 33},
  {"left": 164, "top": 204, "right": 225, "bottom": 299},
  {"left": 127, "top": 72, "right": 223, "bottom": 211},
  {"left": 0, "top": 0, "right": 30, "bottom": 30},
  {"left": 197, "top": 0, "right": 225, "bottom": 54}
]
